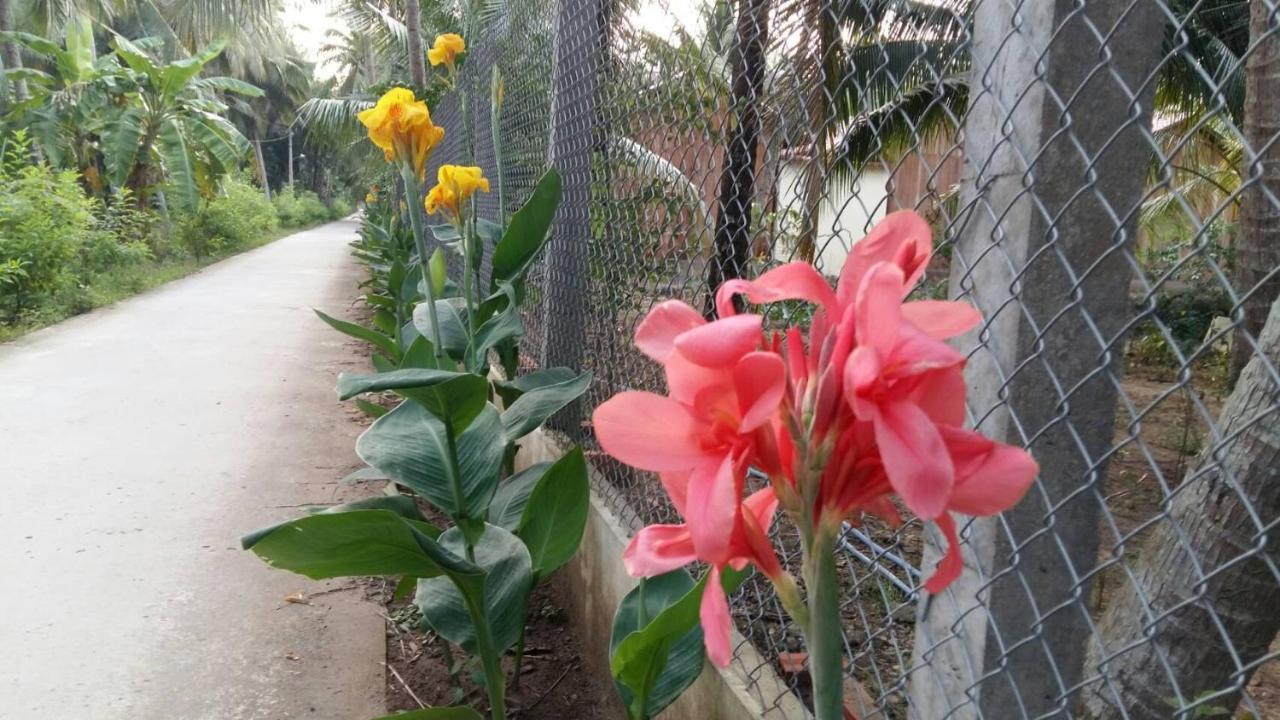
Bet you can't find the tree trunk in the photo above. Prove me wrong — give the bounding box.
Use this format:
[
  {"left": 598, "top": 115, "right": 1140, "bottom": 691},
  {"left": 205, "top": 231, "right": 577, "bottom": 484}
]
[
  {"left": 796, "top": 0, "right": 831, "bottom": 263},
  {"left": 404, "top": 0, "right": 427, "bottom": 88},
  {"left": 1084, "top": 292, "right": 1280, "bottom": 718},
  {"left": 705, "top": 0, "right": 772, "bottom": 317},
  {"left": 0, "top": 0, "right": 30, "bottom": 104},
  {"left": 1230, "top": 0, "right": 1280, "bottom": 382},
  {"left": 252, "top": 130, "right": 271, "bottom": 201}
]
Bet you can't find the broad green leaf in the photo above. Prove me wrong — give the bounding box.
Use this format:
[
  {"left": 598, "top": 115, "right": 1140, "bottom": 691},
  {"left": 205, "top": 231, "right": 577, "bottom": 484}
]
[
  {"left": 610, "top": 570, "right": 705, "bottom": 719},
  {"left": 493, "top": 367, "right": 579, "bottom": 407},
  {"left": 372, "top": 353, "right": 395, "bottom": 373},
  {"left": 338, "top": 369, "right": 487, "bottom": 432},
  {"left": 429, "top": 248, "right": 448, "bottom": 297},
  {"left": 110, "top": 35, "right": 159, "bottom": 79},
  {"left": 240, "top": 495, "right": 427, "bottom": 548},
  {"left": 416, "top": 524, "right": 532, "bottom": 655},
  {"left": 357, "top": 402, "right": 505, "bottom": 521},
  {"left": 611, "top": 566, "right": 750, "bottom": 695},
  {"left": 62, "top": 16, "right": 95, "bottom": 84},
  {"left": 242, "top": 509, "right": 452, "bottom": 580},
  {"left": 501, "top": 371, "right": 592, "bottom": 440},
  {"left": 159, "top": 38, "right": 227, "bottom": 99},
  {"left": 157, "top": 118, "right": 196, "bottom": 209},
  {"left": 193, "top": 75, "right": 264, "bottom": 97},
  {"left": 491, "top": 169, "right": 562, "bottom": 285},
  {"left": 398, "top": 335, "right": 438, "bottom": 370},
  {"left": 487, "top": 462, "right": 550, "bottom": 531},
  {"left": 355, "top": 398, "right": 390, "bottom": 418},
  {"left": 315, "top": 309, "right": 399, "bottom": 360},
  {"left": 0, "top": 31, "right": 61, "bottom": 58},
  {"left": 412, "top": 299, "right": 468, "bottom": 359},
  {"left": 374, "top": 706, "right": 484, "bottom": 719},
  {"left": 518, "top": 447, "right": 589, "bottom": 577},
  {"left": 103, "top": 107, "right": 145, "bottom": 187}
]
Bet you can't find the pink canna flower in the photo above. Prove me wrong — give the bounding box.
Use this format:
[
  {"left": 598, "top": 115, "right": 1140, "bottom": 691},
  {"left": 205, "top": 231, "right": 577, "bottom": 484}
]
[{"left": 622, "top": 486, "right": 782, "bottom": 667}]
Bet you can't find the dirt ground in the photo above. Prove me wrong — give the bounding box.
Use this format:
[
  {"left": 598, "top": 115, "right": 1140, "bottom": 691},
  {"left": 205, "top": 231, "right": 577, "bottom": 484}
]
[{"left": 375, "top": 576, "right": 612, "bottom": 718}]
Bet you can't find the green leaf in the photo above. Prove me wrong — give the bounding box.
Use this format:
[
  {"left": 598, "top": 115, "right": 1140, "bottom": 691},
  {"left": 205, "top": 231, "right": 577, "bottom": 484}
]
[
  {"left": 62, "top": 16, "right": 95, "bottom": 84},
  {"left": 340, "top": 466, "right": 389, "bottom": 484},
  {"left": 357, "top": 402, "right": 505, "bottom": 521},
  {"left": 610, "top": 570, "right": 706, "bottom": 719},
  {"left": 159, "top": 38, "right": 227, "bottom": 98},
  {"left": 416, "top": 524, "right": 532, "bottom": 655},
  {"left": 241, "top": 494, "right": 427, "bottom": 548},
  {"left": 315, "top": 309, "right": 399, "bottom": 360},
  {"left": 493, "top": 367, "right": 580, "bottom": 407},
  {"left": 413, "top": 299, "right": 469, "bottom": 360},
  {"left": 373, "top": 706, "right": 484, "bottom": 719},
  {"left": 355, "top": 398, "right": 390, "bottom": 419},
  {"left": 518, "top": 447, "right": 589, "bottom": 577},
  {"left": 429, "top": 248, "right": 448, "bottom": 297},
  {"left": 103, "top": 107, "right": 145, "bottom": 187},
  {"left": 337, "top": 369, "right": 487, "bottom": 432},
  {"left": 487, "top": 462, "right": 550, "bottom": 531},
  {"left": 157, "top": 118, "right": 197, "bottom": 209},
  {"left": 491, "top": 169, "right": 562, "bottom": 285},
  {"left": 398, "top": 335, "right": 437, "bottom": 370},
  {"left": 611, "top": 566, "right": 751, "bottom": 706},
  {"left": 242, "top": 509, "right": 454, "bottom": 580},
  {"left": 501, "top": 371, "right": 592, "bottom": 440}
]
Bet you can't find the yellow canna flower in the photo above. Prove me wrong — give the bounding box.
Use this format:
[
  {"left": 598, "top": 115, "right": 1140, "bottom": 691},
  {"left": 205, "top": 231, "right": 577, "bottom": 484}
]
[
  {"left": 357, "top": 88, "right": 445, "bottom": 180},
  {"left": 425, "top": 164, "right": 489, "bottom": 220},
  {"left": 365, "top": 192, "right": 376, "bottom": 203},
  {"left": 427, "top": 33, "right": 465, "bottom": 70}
]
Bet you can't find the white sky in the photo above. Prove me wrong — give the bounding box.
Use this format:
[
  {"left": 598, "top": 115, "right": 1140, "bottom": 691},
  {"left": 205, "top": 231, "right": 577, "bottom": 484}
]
[{"left": 283, "top": 0, "right": 704, "bottom": 81}]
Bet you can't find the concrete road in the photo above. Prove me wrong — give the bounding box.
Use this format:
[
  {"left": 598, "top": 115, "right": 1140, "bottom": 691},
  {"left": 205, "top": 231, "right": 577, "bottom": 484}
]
[{"left": 0, "top": 221, "right": 386, "bottom": 719}]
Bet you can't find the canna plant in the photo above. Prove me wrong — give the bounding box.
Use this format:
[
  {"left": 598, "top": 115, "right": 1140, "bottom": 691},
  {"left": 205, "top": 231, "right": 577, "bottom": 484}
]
[
  {"left": 598, "top": 211, "right": 1039, "bottom": 719},
  {"left": 243, "top": 37, "right": 591, "bottom": 720}
]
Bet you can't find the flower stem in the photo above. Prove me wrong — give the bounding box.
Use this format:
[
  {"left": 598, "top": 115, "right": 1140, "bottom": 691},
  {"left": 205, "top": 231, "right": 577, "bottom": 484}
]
[
  {"left": 399, "top": 166, "right": 446, "bottom": 366},
  {"left": 466, "top": 592, "right": 507, "bottom": 720},
  {"left": 803, "top": 531, "right": 845, "bottom": 720}
]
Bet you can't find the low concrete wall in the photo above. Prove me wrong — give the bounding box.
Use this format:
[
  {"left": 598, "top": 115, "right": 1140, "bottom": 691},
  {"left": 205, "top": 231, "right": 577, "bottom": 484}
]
[{"left": 517, "top": 430, "right": 808, "bottom": 720}]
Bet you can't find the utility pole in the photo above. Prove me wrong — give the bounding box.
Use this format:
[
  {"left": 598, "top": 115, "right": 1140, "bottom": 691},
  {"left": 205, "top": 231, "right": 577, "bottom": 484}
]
[{"left": 287, "top": 131, "right": 294, "bottom": 187}]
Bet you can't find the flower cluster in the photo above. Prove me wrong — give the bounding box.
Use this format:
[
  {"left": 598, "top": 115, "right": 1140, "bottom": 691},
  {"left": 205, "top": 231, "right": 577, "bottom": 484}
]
[
  {"left": 357, "top": 87, "right": 445, "bottom": 181},
  {"left": 425, "top": 164, "right": 490, "bottom": 221},
  {"left": 593, "top": 211, "right": 1038, "bottom": 667}
]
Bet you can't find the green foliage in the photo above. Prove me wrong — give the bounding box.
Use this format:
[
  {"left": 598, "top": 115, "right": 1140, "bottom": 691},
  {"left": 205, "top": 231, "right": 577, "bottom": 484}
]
[
  {"left": 179, "top": 177, "right": 279, "bottom": 259},
  {"left": 0, "top": 135, "right": 96, "bottom": 317},
  {"left": 272, "top": 186, "right": 333, "bottom": 226}
]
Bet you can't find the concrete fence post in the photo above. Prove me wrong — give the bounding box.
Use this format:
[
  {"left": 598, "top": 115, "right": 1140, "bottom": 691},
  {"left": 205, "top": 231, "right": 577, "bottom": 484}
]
[
  {"left": 907, "top": 0, "right": 1164, "bottom": 716},
  {"left": 540, "top": 0, "right": 607, "bottom": 434}
]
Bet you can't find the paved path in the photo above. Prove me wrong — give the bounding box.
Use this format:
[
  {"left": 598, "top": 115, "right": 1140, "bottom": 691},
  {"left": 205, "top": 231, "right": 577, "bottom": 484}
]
[{"left": 0, "top": 221, "right": 385, "bottom": 719}]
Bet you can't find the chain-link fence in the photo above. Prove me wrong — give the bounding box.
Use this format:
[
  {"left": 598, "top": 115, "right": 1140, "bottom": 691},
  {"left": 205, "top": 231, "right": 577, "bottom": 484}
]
[{"left": 425, "top": 0, "right": 1280, "bottom": 716}]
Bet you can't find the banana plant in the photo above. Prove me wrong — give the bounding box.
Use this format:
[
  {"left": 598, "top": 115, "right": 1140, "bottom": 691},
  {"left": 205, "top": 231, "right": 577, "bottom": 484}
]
[
  {"left": 100, "top": 34, "right": 262, "bottom": 208},
  {"left": 244, "top": 169, "right": 591, "bottom": 720}
]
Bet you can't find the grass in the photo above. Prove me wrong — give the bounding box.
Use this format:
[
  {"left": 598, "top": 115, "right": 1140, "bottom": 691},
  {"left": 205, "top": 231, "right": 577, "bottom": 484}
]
[{"left": 0, "top": 220, "right": 331, "bottom": 344}]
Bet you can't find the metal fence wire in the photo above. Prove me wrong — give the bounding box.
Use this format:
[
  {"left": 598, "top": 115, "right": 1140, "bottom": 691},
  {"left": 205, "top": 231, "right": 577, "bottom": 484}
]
[{"left": 424, "top": 0, "right": 1280, "bottom": 717}]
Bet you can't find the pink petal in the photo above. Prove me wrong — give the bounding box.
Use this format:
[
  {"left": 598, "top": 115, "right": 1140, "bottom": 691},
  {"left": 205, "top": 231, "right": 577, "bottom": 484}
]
[
  {"left": 715, "top": 262, "right": 839, "bottom": 319},
  {"left": 924, "top": 513, "right": 963, "bottom": 593},
  {"left": 635, "top": 300, "right": 706, "bottom": 362},
  {"left": 622, "top": 524, "right": 698, "bottom": 577},
  {"left": 743, "top": 487, "right": 779, "bottom": 530},
  {"left": 734, "top": 351, "right": 786, "bottom": 431},
  {"left": 674, "top": 314, "right": 763, "bottom": 368},
  {"left": 659, "top": 470, "right": 692, "bottom": 516},
  {"left": 837, "top": 210, "right": 933, "bottom": 305},
  {"left": 700, "top": 566, "right": 733, "bottom": 668},
  {"left": 664, "top": 351, "right": 729, "bottom": 406},
  {"left": 738, "top": 493, "right": 782, "bottom": 580},
  {"left": 593, "top": 392, "right": 707, "bottom": 472},
  {"left": 902, "top": 300, "right": 982, "bottom": 340},
  {"left": 785, "top": 327, "right": 808, "bottom": 389},
  {"left": 886, "top": 325, "right": 965, "bottom": 379},
  {"left": 873, "top": 400, "right": 954, "bottom": 519},
  {"left": 843, "top": 347, "right": 882, "bottom": 420},
  {"left": 686, "top": 452, "right": 740, "bottom": 565},
  {"left": 940, "top": 426, "right": 1038, "bottom": 516},
  {"left": 909, "top": 366, "right": 967, "bottom": 426},
  {"left": 854, "top": 263, "right": 906, "bottom": 359}
]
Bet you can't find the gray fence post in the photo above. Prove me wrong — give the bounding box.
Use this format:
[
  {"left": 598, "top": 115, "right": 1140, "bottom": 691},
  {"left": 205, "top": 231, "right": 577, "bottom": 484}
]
[
  {"left": 540, "top": 0, "right": 606, "bottom": 434},
  {"left": 907, "top": 0, "right": 1164, "bottom": 717}
]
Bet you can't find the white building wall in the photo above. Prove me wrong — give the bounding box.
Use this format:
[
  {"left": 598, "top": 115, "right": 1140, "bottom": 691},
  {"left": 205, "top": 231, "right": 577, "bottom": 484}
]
[{"left": 772, "top": 160, "right": 891, "bottom": 276}]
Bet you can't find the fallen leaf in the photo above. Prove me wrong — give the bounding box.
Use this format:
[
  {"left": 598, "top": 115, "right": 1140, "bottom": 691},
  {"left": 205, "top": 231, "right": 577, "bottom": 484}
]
[
  {"left": 285, "top": 652, "right": 301, "bottom": 662},
  {"left": 284, "top": 592, "right": 312, "bottom": 605}
]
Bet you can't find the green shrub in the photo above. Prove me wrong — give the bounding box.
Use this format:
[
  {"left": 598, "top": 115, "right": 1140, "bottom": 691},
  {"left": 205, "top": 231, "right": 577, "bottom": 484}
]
[
  {"left": 180, "top": 178, "right": 279, "bottom": 259},
  {"left": 0, "top": 138, "right": 97, "bottom": 317},
  {"left": 328, "top": 196, "right": 353, "bottom": 219},
  {"left": 272, "top": 187, "right": 331, "bottom": 227}
]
